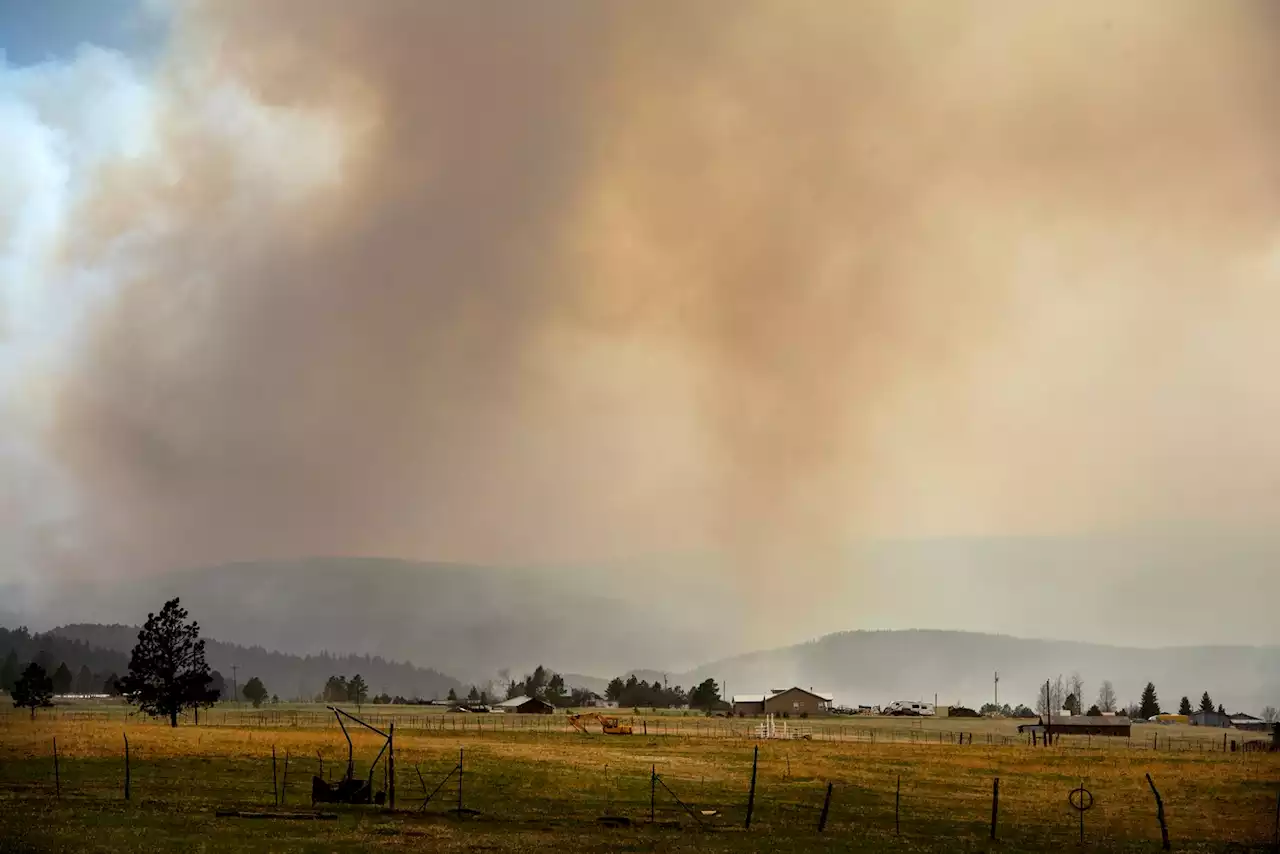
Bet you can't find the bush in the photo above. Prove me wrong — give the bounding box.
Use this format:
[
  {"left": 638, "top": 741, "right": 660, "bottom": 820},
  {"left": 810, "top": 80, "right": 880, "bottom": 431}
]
[
  {"left": 1086, "top": 704, "right": 1102, "bottom": 717},
  {"left": 800, "top": 711, "right": 809, "bottom": 719},
  {"left": 948, "top": 706, "right": 980, "bottom": 718},
  {"left": 782, "top": 711, "right": 790, "bottom": 719}
]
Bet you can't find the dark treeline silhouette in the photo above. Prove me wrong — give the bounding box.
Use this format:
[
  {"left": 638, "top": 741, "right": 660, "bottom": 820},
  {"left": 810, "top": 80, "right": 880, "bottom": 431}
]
[
  {"left": 15, "top": 623, "right": 462, "bottom": 702},
  {"left": 604, "top": 673, "right": 691, "bottom": 708},
  {"left": 0, "top": 626, "right": 126, "bottom": 696}
]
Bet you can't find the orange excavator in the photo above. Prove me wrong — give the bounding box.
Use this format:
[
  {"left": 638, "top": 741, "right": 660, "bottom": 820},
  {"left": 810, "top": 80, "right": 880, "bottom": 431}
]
[{"left": 568, "top": 711, "right": 634, "bottom": 735}]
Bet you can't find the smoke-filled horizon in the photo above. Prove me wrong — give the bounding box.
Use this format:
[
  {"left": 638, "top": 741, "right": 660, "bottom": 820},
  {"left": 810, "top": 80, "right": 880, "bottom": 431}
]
[{"left": 4, "top": 1, "right": 1280, "bottom": 647}]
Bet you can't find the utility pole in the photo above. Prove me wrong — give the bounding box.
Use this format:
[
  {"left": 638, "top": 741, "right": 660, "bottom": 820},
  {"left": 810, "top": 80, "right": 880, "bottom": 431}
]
[{"left": 994, "top": 671, "right": 999, "bottom": 709}]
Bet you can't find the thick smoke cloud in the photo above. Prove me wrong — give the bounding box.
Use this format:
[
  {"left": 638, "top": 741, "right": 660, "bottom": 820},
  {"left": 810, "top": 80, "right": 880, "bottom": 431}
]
[{"left": 3, "top": 1, "right": 1280, "bottom": 644}]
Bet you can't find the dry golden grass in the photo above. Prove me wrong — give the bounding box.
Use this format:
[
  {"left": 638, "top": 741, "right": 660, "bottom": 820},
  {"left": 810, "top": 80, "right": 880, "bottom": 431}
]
[{"left": 1, "top": 712, "right": 1276, "bottom": 852}]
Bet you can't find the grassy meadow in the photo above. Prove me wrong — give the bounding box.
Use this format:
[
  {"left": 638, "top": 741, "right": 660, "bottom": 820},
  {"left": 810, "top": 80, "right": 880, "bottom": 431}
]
[{"left": 0, "top": 705, "right": 1276, "bottom": 852}]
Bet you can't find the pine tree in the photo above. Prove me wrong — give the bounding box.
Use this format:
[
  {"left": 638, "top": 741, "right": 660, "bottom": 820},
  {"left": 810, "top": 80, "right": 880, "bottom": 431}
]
[
  {"left": 1199, "top": 691, "right": 1215, "bottom": 714},
  {"left": 51, "top": 662, "right": 73, "bottom": 695},
  {"left": 1178, "top": 696, "right": 1192, "bottom": 715},
  {"left": 1217, "top": 703, "right": 1225, "bottom": 716},
  {"left": 347, "top": 674, "right": 368, "bottom": 709},
  {"left": 1138, "top": 682, "right": 1160, "bottom": 719},
  {"left": 242, "top": 676, "right": 268, "bottom": 708},
  {"left": 0, "top": 650, "right": 18, "bottom": 694},
  {"left": 118, "top": 598, "right": 219, "bottom": 727},
  {"left": 12, "top": 663, "right": 54, "bottom": 719},
  {"left": 447, "top": 687, "right": 458, "bottom": 702},
  {"left": 73, "top": 664, "right": 96, "bottom": 695},
  {"left": 467, "top": 685, "right": 480, "bottom": 702}
]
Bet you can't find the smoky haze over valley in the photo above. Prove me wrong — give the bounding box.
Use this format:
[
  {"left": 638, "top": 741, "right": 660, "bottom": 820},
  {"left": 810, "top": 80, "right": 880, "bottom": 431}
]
[{"left": 3, "top": 0, "right": 1280, "bottom": 671}]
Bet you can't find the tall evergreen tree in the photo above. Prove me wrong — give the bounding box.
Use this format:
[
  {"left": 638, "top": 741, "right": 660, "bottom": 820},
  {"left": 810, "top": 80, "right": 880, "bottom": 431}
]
[
  {"left": 1198, "top": 691, "right": 1215, "bottom": 714},
  {"left": 1138, "top": 682, "right": 1161, "bottom": 719},
  {"left": 12, "top": 663, "right": 54, "bottom": 719},
  {"left": 689, "top": 678, "right": 721, "bottom": 710},
  {"left": 51, "top": 662, "right": 73, "bottom": 695},
  {"left": 242, "top": 676, "right": 268, "bottom": 708},
  {"left": 347, "top": 674, "right": 368, "bottom": 709},
  {"left": 1178, "top": 696, "right": 1192, "bottom": 715},
  {"left": 73, "top": 664, "right": 96, "bottom": 695},
  {"left": 0, "top": 649, "right": 18, "bottom": 694},
  {"left": 118, "top": 598, "right": 219, "bottom": 727}
]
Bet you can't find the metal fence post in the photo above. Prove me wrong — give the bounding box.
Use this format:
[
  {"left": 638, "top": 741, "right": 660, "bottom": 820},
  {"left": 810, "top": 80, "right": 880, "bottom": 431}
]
[
  {"left": 272, "top": 745, "right": 278, "bottom": 806},
  {"left": 745, "top": 745, "right": 758, "bottom": 829},
  {"left": 53, "top": 738, "right": 60, "bottom": 799},
  {"left": 124, "top": 733, "right": 130, "bottom": 801},
  {"left": 819, "top": 782, "right": 833, "bottom": 832},
  {"left": 457, "top": 747, "right": 463, "bottom": 813}
]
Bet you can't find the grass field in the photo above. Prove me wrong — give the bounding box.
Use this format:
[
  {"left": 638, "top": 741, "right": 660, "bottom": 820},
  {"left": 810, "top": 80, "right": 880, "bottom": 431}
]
[{"left": 1, "top": 705, "right": 1276, "bottom": 852}]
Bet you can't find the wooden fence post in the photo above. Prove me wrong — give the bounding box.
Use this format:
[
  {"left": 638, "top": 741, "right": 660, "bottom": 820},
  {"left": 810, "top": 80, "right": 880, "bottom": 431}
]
[
  {"left": 457, "top": 748, "right": 463, "bottom": 813},
  {"left": 1146, "top": 773, "right": 1170, "bottom": 851},
  {"left": 53, "top": 738, "right": 60, "bottom": 799},
  {"left": 388, "top": 722, "right": 395, "bottom": 811},
  {"left": 124, "top": 733, "right": 130, "bottom": 801},
  {"left": 651, "top": 765, "right": 656, "bottom": 823},
  {"left": 744, "top": 745, "right": 758, "bottom": 829},
  {"left": 895, "top": 775, "right": 901, "bottom": 835},
  {"left": 281, "top": 751, "right": 289, "bottom": 806},
  {"left": 990, "top": 777, "right": 999, "bottom": 840},
  {"left": 272, "top": 746, "right": 278, "bottom": 806},
  {"left": 819, "top": 782, "right": 833, "bottom": 832}
]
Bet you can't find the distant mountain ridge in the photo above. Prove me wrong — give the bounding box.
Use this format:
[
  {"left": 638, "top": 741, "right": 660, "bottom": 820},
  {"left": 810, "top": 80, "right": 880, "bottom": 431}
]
[
  {"left": 663, "top": 629, "right": 1280, "bottom": 716},
  {"left": 3, "top": 558, "right": 741, "bottom": 682},
  {"left": 47, "top": 623, "right": 462, "bottom": 700}
]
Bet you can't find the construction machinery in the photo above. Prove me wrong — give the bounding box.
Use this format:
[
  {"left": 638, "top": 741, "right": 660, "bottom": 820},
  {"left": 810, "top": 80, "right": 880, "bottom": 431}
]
[{"left": 568, "top": 711, "right": 634, "bottom": 735}]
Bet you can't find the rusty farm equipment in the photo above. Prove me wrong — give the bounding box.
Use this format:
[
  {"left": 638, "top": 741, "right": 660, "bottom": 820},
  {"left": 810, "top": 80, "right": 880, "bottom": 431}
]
[{"left": 311, "top": 706, "right": 394, "bottom": 807}]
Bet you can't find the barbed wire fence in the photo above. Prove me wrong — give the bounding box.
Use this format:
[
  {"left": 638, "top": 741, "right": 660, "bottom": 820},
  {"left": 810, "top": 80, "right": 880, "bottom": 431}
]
[
  {"left": 2, "top": 732, "right": 1276, "bottom": 849},
  {"left": 3, "top": 706, "right": 1271, "bottom": 753}
]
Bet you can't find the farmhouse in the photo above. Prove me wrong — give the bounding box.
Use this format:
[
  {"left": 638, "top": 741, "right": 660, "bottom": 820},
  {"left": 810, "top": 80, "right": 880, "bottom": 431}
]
[
  {"left": 495, "top": 695, "right": 554, "bottom": 714},
  {"left": 1017, "top": 715, "right": 1131, "bottom": 737},
  {"left": 732, "top": 687, "right": 834, "bottom": 716}
]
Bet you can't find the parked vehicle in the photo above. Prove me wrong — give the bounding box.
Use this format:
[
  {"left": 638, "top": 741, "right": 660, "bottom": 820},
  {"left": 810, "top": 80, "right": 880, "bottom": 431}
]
[{"left": 886, "top": 700, "right": 936, "bottom": 716}]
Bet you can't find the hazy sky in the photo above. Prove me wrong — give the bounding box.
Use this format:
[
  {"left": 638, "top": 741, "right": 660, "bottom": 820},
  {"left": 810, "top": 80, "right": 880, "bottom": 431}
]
[{"left": 3, "top": 1, "right": 1280, "bottom": 648}]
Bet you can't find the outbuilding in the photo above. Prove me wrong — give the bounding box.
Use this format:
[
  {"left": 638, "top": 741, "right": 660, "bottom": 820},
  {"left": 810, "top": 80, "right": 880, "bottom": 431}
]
[
  {"left": 495, "top": 695, "right": 555, "bottom": 714},
  {"left": 1189, "top": 710, "right": 1232, "bottom": 728}
]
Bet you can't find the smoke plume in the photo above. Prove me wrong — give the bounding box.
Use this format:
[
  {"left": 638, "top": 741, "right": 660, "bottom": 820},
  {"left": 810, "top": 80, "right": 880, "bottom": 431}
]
[{"left": 3, "top": 1, "right": 1280, "bottom": 638}]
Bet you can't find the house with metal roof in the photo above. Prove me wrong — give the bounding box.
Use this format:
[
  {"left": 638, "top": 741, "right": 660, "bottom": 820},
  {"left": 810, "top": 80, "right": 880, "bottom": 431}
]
[{"left": 494, "top": 695, "right": 554, "bottom": 714}]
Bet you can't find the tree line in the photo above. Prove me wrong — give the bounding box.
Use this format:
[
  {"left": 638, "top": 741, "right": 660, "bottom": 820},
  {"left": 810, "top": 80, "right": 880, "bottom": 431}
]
[{"left": 1018, "top": 674, "right": 1276, "bottom": 722}]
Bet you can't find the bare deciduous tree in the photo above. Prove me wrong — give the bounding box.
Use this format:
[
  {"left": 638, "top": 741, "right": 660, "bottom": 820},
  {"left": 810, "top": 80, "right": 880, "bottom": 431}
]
[
  {"left": 1035, "top": 675, "right": 1066, "bottom": 717},
  {"left": 1262, "top": 705, "right": 1277, "bottom": 723},
  {"left": 1097, "top": 680, "right": 1117, "bottom": 713}
]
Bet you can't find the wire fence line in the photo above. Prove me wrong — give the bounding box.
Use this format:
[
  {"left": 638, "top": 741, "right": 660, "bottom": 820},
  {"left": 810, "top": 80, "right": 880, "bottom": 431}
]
[
  {"left": 2, "top": 706, "right": 1265, "bottom": 753},
  {"left": 1, "top": 737, "right": 1276, "bottom": 849}
]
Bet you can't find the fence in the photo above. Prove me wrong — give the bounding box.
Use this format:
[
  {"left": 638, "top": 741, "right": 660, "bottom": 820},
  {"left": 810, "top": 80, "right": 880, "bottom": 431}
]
[
  {"left": 1, "top": 735, "right": 1276, "bottom": 850},
  {"left": 4, "top": 707, "right": 1268, "bottom": 753}
]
